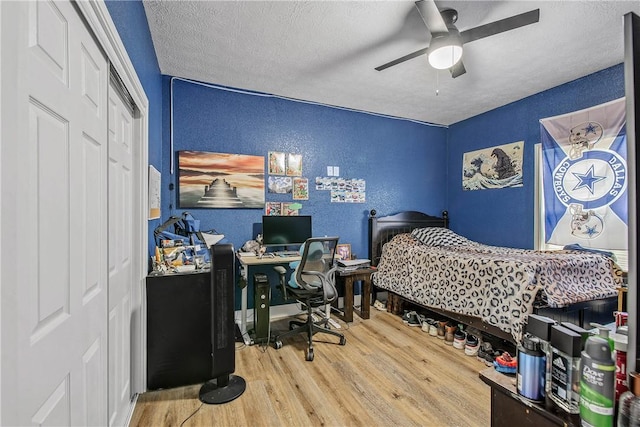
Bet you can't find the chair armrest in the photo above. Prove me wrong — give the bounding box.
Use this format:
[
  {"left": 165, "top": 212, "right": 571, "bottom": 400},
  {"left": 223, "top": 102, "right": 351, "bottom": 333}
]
[{"left": 273, "top": 265, "right": 289, "bottom": 299}]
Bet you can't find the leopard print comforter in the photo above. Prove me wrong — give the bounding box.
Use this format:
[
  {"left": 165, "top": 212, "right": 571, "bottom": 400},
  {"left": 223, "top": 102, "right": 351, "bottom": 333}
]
[{"left": 372, "top": 233, "right": 621, "bottom": 342}]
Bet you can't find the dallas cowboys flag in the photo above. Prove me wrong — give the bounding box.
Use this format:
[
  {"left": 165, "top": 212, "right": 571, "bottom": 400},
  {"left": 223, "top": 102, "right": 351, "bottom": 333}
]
[{"left": 540, "top": 98, "right": 627, "bottom": 250}]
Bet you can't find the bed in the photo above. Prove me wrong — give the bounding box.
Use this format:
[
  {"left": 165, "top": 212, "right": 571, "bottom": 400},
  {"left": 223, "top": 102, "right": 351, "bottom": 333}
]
[{"left": 368, "top": 210, "right": 623, "bottom": 343}]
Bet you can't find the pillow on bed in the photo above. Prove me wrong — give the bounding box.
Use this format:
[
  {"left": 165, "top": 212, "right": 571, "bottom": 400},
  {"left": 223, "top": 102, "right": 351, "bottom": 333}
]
[{"left": 411, "top": 227, "right": 473, "bottom": 247}]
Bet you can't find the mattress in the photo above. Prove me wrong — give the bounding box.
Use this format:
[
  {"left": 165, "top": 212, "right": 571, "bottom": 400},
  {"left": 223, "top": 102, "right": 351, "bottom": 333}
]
[{"left": 372, "top": 230, "right": 621, "bottom": 342}]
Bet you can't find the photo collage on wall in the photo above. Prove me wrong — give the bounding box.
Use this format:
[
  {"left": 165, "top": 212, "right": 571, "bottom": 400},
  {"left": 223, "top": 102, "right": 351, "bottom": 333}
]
[
  {"left": 315, "top": 177, "right": 366, "bottom": 203},
  {"left": 266, "top": 152, "right": 308, "bottom": 215}
]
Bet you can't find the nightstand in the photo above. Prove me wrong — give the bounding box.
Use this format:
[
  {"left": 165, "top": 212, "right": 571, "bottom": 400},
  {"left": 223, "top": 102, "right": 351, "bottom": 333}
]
[{"left": 332, "top": 267, "right": 373, "bottom": 322}]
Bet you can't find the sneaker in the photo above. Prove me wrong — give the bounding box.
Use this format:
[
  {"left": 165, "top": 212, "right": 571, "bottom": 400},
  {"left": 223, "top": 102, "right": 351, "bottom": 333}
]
[
  {"left": 464, "top": 334, "right": 480, "bottom": 356},
  {"left": 444, "top": 322, "right": 457, "bottom": 345},
  {"left": 373, "top": 300, "right": 387, "bottom": 311},
  {"left": 477, "top": 342, "right": 494, "bottom": 365},
  {"left": 402, "top": 310, "right": 413, "bottom": 324},
  {"left": 437, "top": 320, "right": 447, "bottom": 339},
  {"left": 422, "top": 317, "right": 435, "bottom": 333},
  {"left": 407, "top": 312, "right": 423, "bottom": 327},
  {"left": 494, "top": 351, "right": 517, "bottom": 374},
  {"left": 428, "top": 321, "right": 438, "bottom": 337},
  {"left": 453, "top": 330, "right": 466, "bottom": 350}
]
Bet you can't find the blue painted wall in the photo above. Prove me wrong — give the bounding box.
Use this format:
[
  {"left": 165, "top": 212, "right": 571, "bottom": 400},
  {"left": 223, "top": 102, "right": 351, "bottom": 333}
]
[
  {"left": 104, "top": 1, "right": 626, "bottom": 303},
  {"left": 104, "top": 0, "right": 163, "bottom": 255},
  {"left": 163, "top": 78, "right": 448, "bottom": 258},
  {"left": 447, "top": 65, "right": 625, "bottom": 248}
]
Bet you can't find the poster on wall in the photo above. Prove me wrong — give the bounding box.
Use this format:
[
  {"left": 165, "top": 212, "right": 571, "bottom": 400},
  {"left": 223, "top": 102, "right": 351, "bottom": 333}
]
[
  {"left": 265, "top": 202, "right": 282, "bottom": 216},
  {"left": 268, "top": 176, "right": 293, "bottom": 193},
  {"left": 293, "top": 177, "right": 309, "bottom": 200},
  {"left": 462, "top": 141, "right": 524, "bottom": 191},
  {"left": 287, "top": 153, "right": 303, "bottom": 176},
  {"left": 540, "top": 97, "right": 627, "bottom": 250},
  {"left": 268, "top": 151, "right": 286, "bottom": 175},
  {"left": 282, "top": 202, "right": 301, "bottom": 215},
  {"left": 177, "top": 151, "right": 265, "bottom": 209},
  {"left": 148, "top": 165, "right": 161, "bottom": 219}
]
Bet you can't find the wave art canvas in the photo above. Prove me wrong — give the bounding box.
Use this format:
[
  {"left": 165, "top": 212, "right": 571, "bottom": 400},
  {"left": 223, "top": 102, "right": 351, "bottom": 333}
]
[{"left": 462, "top": 141, "right": 524, "bottom": 191}]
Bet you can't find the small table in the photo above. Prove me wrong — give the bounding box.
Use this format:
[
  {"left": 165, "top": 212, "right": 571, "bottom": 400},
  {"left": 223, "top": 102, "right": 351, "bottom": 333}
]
[
  {"left": 333, "top": 268, "right": 373, "bottom": 322},
  {"left": 480, "top": 367, "right": 580, "bottom": 427}
]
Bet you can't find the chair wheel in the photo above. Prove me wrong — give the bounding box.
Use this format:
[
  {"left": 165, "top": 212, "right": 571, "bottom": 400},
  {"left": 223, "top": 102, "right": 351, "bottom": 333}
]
[
  {"left": 306, "top": 348, "right": 314, "bottom": 361},
  {"left": 274, "top": 340, "right": 282, "bottom": 350},
  {"left": 340, "top": 336, "right": 346, "bottom": 346}
]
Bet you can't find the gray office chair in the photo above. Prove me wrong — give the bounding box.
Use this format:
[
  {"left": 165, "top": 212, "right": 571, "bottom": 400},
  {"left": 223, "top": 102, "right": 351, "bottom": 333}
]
[{"left": 273, "top": 236, "right": 345, "bottom": 361}]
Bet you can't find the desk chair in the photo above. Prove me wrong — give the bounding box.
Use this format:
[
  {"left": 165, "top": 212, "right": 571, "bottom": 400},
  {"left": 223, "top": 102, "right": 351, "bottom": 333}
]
[{"left": 273, "top": 236, "right": 345, "bottom": 361}]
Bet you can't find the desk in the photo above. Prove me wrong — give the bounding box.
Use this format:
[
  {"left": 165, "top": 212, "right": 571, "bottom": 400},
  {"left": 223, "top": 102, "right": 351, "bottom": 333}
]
[
  {"left": 236, "top": 253, "right": 300, "bottom": 342},
  {"left": 333, "top": 268, "right": 373, "bottom": 322},
  {"left": 480, "top": 367, "right": 580, "bottom": 427}
]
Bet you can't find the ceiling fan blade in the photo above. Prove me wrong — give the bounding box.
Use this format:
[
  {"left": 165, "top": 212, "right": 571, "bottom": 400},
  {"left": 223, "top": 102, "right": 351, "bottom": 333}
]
[
  {"left": 460, "top": 9, "right": 540, "bottom": 44},
  {"left": 415, "top": 0, "right": 448, "bottom": 35},
  {"left": 450, "top": 60, "right": 466, "bottom": 78},
  {"left": 375, "top": 46, "right": 429, "bottom": 71}
]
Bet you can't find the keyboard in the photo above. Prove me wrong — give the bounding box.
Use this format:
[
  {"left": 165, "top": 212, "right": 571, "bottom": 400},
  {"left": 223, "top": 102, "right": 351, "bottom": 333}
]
[{"left": 275, "top": 251, "right": 299, "bottom": 257}]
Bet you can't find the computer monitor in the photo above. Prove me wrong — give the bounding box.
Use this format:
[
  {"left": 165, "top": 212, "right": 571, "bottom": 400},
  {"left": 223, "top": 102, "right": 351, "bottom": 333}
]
[{"left": 261, "top": 215, "right": 312, "bottom": 247}]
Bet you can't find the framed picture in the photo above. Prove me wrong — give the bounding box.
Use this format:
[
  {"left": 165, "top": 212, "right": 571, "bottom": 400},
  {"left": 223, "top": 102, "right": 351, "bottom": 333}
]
[
  {"left": 336, "top": 243, "right": 351, "bottom": 261},
  {"left": 177, "top": 150, "right": 265, "bottom": 208}
]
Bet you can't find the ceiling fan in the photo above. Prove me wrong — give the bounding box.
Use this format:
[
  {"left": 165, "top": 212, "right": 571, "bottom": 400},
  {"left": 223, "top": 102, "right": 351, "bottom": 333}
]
[{"left": 375, "top": 0, "right": 540, "bottom": 78}]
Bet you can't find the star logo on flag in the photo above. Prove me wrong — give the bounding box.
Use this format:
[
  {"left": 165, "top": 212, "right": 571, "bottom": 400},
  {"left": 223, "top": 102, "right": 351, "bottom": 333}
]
[
  {"left": 584, "top": 122, "right": 598, "bottom": 135},
  {"left": 572, "top": 165, "right": 606, "bottom": 194},
  {"left": 584, "top": 225, "right": 599, "bottom": 237}
]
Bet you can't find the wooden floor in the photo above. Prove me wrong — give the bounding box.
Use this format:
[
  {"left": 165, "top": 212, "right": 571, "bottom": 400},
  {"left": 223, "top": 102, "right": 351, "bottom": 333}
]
[{"left": 130, "top": 309, "right": 492, "bottom": 427}]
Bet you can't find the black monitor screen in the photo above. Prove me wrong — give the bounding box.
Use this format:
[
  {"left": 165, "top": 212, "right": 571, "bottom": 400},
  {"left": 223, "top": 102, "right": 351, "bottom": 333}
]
[{"left": 262, "top": 215, "right": 312, "bottom": 247}]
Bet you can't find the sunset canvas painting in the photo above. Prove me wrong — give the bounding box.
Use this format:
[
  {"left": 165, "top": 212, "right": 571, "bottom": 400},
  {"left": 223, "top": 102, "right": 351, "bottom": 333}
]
[{"left": 178, "top": 151, "right": 265, "bottom": 208}]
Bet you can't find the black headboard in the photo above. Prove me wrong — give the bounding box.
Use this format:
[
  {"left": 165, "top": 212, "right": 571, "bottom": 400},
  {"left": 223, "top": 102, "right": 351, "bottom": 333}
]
[{"left": 368, "top": 210, "right": 449, "bottom": 266}]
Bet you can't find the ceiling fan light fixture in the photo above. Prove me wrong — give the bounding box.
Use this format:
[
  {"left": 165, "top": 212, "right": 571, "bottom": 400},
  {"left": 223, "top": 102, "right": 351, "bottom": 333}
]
[{"left": 427, "top": 34, "right": 463, "bottom": 70}]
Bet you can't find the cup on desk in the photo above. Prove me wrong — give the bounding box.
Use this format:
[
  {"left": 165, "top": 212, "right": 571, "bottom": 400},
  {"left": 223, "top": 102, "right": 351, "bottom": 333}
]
[{"left": 195, "top": 255, "right": 205, "bottom": 269}]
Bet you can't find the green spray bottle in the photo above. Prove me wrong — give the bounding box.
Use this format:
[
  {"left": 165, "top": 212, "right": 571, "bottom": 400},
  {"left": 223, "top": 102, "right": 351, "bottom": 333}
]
[
  {"left": 590, "top": 323, "right": 615, "bottom": 354},
  {"left": 580, "top": 335, "right": 615, "bottom": 427}
]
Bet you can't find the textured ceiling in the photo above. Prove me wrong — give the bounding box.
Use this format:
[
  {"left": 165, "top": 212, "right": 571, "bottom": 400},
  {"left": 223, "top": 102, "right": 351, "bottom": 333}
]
[{"left": 142, "top": 1, "right": 640, "bottom": 126}]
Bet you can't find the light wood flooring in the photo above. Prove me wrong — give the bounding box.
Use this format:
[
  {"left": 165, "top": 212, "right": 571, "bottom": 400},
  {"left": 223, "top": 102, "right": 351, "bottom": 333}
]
[{"left": 130, "top": 309, "right": 492, "bottom": 427}]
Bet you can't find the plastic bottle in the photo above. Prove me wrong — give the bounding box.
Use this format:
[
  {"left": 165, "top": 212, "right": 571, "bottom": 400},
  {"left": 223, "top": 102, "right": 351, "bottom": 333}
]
[
  {"left": 517, "top": 333, "right": 546, "bottom": 401},
  {"left": 591, "top": 323, "right": 615, "bottom": 354},
  {"left": 612, "top": 326, "right": 629, "bottom": 403},
  {"left": 580, "top": 335, "right": 616, "bottom": 427},
  {"left": 618, "top": 371, "right": 640, "bottom": 427}
]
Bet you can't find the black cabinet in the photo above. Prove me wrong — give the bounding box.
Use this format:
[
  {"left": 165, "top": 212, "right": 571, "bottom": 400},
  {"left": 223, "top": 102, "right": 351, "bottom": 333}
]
[
  {"left": 146, "top": 271, "right": 212, "bottom": 390},
  {"left": 480, "top": 368, "right": 580, "bottom": 427}
]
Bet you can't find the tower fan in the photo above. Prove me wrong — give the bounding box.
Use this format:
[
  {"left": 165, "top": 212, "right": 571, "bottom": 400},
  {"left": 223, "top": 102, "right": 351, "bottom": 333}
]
[{"left": 199, "top": 243, "right": 246, "bottom": 404}]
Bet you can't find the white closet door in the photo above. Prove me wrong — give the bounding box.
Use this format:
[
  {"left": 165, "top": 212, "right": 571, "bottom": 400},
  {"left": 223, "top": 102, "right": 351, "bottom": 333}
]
[
  {"left": 1, "top": 1, "right": 108, "bottom": 425},
  {"left": 107, "top": 78, "right": 135, "bottom": 427}
]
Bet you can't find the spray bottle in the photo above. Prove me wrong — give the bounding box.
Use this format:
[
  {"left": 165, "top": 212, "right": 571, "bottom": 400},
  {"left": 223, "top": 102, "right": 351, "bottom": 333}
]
[
  {"left": 580, "top": 335, "right": 616, "bottom": 427},
  {"left": 591, "top": 323, "right": 615, "bottom": 354}
]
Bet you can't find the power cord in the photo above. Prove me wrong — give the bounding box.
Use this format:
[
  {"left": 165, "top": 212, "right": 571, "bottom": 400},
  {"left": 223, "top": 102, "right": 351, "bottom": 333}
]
[{"left": 179, "top": 402, "right": 203, "bottom": 427}]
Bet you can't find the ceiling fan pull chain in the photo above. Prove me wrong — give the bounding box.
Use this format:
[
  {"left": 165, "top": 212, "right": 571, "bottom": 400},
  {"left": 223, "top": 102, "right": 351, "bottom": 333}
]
[{"left": 435, "top": 70, "right": 439, "bottom": 96}]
